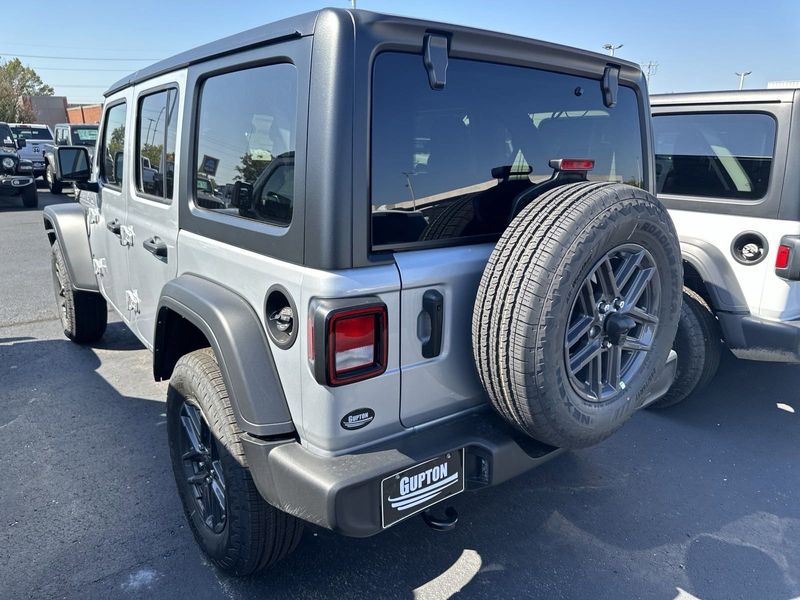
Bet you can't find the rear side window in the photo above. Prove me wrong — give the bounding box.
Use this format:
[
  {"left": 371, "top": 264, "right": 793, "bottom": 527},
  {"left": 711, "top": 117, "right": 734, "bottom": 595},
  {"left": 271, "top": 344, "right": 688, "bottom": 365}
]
[
  {"left": 100, "top": 102, "right": 128, "bottom": 189},
  {"left": 653, "top": 112, "right": 776, "bottom": 200},
  {"left": 370, "top": 52, "right": 645, "bottom": 250},
  {"left": 194, "top": 63, "right": 297, "bottom": 227},
  {"left": 136, "top": 89, "right": 178, "bottom": 202}
]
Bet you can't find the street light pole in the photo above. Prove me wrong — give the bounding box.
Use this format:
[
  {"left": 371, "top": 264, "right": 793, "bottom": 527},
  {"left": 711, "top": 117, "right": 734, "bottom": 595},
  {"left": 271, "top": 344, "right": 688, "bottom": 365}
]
[
  {"left": 735, "top": 71, "right": 752, "bottom": 90},
  {"left": 603, "top": 43, "right": 623, "bottom": 56}
]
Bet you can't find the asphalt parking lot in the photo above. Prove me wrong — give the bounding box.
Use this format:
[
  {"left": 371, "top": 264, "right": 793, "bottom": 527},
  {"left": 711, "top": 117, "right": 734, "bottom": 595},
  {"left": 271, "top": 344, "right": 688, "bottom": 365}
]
[{"left": 2, "top": 190, "right": 800, "bottom": 600}]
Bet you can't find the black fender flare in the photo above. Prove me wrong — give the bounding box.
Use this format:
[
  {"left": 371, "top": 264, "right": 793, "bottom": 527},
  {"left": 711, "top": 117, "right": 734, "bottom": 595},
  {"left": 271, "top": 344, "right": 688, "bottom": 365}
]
[
  {"left": 155, "top": 274, "right": 295, "bottom": 437},
  {"left": 42, "top": 203, "right": 99, "bottom": 292},
  {"left": 680, "top": 236, "right": 749, "bottom": 313}
]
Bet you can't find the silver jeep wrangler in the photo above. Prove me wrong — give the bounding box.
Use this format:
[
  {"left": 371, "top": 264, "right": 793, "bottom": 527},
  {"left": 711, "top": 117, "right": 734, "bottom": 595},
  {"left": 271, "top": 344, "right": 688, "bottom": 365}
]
[{"left": 44, "top": 9, "right": 680, "bottom": 575}]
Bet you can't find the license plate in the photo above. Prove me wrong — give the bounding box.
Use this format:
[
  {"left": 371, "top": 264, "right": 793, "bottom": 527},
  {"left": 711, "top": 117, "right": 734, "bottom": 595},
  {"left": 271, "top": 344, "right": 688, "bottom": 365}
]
[{"left": 381, "top": 449, "right": 464, "bottom": 528}]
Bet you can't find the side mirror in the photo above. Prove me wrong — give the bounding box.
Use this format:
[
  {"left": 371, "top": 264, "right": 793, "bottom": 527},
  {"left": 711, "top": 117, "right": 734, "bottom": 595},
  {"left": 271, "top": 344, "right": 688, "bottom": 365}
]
[
  {"left": 16, "top": 138, "right": 26, "bottom": 149},
  {"left": 55, "top": 146, "right": 91, "bottom": 182}
]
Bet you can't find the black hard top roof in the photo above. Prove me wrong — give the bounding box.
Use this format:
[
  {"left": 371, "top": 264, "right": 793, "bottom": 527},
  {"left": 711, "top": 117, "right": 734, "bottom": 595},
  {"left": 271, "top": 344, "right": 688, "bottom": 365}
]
[{"left": 105, "top": 8, "right": 639, "bottom": 98}]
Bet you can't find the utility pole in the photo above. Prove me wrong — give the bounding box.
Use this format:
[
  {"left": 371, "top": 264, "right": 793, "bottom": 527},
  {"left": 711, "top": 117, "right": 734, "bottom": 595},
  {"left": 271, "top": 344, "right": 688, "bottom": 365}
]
[
  {"left": 603, "top": 43, "right": 623, "bottom": 56},
  {"left": 735, "top": 70, "right": 752, "bottom": 90},
  {"left": 643, "top": 61, "right": 659, "bottom": 83}
]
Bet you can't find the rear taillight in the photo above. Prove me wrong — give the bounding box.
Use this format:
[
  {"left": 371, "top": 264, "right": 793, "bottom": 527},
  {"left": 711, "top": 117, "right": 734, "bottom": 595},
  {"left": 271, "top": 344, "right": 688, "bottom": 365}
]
[
  {"left": 776, "top": 245, "right": 791, "bottom": 269},
  {"left": 309, "top": 299, "right": 388, "bottom": 386}
]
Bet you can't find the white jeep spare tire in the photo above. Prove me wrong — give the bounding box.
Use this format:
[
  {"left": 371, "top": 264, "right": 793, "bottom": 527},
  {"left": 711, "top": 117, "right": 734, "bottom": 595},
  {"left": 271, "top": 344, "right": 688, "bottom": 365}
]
[{"left": 473, "top": 182, "right": 681, "bottom": 449}]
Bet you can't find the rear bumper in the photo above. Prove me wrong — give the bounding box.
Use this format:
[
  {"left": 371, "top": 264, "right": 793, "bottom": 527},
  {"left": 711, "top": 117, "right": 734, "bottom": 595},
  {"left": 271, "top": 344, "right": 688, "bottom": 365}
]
[
  {"left": 243, "top": 352, "right": 677, "bottom": 537},
  {"left": 717, "top": 312, "right": 800, "bottom": 362},
  {"left": 242, "top": 410, "right": 563, "bottom": 538}
]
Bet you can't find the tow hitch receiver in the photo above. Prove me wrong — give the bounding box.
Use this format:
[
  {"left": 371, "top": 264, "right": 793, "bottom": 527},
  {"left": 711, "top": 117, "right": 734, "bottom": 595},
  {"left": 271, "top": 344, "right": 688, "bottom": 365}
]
[{"left": 422, "top": 506, "right": 459, "bottom": 531}]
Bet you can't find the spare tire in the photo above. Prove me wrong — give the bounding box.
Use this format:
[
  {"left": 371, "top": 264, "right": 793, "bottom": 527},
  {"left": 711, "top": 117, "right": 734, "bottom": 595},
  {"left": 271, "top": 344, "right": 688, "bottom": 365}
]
[{"left": 472, "top": 181, "right": 681, "bottom": 448}]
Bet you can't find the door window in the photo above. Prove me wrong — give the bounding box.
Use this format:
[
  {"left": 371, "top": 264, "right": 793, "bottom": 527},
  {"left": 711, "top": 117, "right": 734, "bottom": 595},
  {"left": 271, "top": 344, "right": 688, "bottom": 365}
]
[
  {"left": 194, "top": 63, "right": 297, "bottom": 226},
  {"left": 135, "top": 89, "right": 178, "bottom": 202},
  {"left": 100, "top": 102, "right": 128, "bottom": 189}
]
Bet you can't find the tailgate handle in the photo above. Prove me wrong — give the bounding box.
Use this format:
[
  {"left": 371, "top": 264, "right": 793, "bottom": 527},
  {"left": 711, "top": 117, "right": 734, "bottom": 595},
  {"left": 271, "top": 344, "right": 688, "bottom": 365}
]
[{"left": 421, "top": 289, "right": 444, "bottom": 358}]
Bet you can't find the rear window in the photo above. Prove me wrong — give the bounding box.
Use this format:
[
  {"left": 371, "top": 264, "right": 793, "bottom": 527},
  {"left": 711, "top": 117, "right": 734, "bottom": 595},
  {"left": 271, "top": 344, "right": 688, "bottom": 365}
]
[
  {"left": 71, "top": 126, "right": 98, "bottom": 146},
  {"left": 653, "top": 112, "right": 776, "bottom": 200},
  {"left": 370, "top": 52, "right": 645, "bottom": 250},
  {"left": 11, "top": 126, "right": 52, "bottom": 141}
]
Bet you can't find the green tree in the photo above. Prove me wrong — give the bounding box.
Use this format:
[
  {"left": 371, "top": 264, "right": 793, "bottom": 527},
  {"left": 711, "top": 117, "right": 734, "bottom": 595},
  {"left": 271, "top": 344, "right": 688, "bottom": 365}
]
[
  {"left": 0, "top": 58, "right": 54, "bottom": 122},
  {"left": 235, "top": 151, "right": 270, "bottom": 183}
]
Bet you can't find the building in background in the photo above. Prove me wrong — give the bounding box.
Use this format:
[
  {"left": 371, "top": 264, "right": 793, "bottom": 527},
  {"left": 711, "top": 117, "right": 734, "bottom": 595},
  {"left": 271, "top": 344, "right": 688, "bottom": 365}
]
[
  {"left": 767, "top": 80, "right": 800, "bottom": 89},
  {"left": 19, "top": 96, "right": 68, "bottom": 129},
  {"left": 67, "top": 103, "right": 102, "bottom": 124}
]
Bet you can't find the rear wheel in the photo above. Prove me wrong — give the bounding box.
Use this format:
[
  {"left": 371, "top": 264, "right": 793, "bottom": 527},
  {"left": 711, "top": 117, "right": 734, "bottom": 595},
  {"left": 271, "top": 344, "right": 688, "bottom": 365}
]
[
  {"left": 51, "top": 241, "right": 107, "bottom": 343},
  {"left": 21, "top": 183, "right": 38, "bottom": 208},
  {"left": 648, "top": 288, "right": 721, "bottom": 409},
  {"left": 46, "top": 163, "right": 63, "bottom": 194},
  {"left": 167, "top": 349, "right": 303, "bottom": 576},
  {"left": 473, "top": 182, "right": 682, "bottom": 448}
]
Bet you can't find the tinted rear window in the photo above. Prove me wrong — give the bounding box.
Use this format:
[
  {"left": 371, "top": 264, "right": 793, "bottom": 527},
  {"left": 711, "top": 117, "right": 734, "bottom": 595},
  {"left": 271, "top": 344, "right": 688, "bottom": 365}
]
[
  {"left": 370, "top": 52, "right": 645, "bottom": 250},
  {"left": 11, "top": 126, "right": 52, "bottom": 141},
  {"left": 653, "top": 112, "right": 776, "bottom": 200}
]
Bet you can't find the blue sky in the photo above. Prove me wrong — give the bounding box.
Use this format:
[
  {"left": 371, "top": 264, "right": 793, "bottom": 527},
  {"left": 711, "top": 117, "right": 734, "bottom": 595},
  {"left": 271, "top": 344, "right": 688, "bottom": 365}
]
[{"left": 3, "top": 0, "right": 798, "bottom": 103}]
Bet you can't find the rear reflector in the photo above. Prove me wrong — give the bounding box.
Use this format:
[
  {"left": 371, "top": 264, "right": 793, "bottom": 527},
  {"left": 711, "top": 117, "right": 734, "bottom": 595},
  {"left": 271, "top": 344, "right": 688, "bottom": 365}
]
[
  {"left": 549, "top": 158, "right": 595, "bottom": 172},
  {"left": 327, "top": 305, "right": 387, "bottom": 386},
  {"left": 776, "top": 245, "right": 791, "bottom": 269}
]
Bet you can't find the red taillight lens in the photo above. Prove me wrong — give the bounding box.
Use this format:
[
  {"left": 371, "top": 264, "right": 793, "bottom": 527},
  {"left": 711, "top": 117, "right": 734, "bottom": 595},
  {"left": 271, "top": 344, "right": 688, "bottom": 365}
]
[
  {"left": 327, "top": 306, "right": 387, "bottom": 385},
  {"left": 777, "top": 245, "right": 791, "bottom": 269}
]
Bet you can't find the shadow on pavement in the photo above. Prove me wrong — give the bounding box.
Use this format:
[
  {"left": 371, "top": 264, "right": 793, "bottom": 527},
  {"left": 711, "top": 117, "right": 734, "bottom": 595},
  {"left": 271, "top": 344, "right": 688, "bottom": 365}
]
[{"left": 2, "top": 330, "right": 799, "bottom": 599}]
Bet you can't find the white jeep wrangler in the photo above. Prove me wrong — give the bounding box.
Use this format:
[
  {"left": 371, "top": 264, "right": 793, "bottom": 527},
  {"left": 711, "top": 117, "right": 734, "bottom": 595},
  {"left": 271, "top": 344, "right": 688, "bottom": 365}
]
[
  {"left": 651, "top": 89, "right": 800, "bottom": 407},
  {"left": 44, "top": 9, "right": 680, "bottom": 575}
]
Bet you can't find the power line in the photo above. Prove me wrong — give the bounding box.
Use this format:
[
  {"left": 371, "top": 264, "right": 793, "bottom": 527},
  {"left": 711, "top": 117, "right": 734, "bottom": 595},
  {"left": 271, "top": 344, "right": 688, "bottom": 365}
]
[
  {"left": 0, "top": 52, "right": 157, "bottom": 62},
  {"left": 50, "top": 84, "right": 109, "bottom": 88},
  {"left": 31, "top": 66, "right": 131, "bottom": 72}
]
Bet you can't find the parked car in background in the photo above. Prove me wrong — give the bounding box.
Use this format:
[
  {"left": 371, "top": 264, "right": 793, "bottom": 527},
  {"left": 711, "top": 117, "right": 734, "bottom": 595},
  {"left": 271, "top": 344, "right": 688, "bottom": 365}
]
[
  {"left": 44, "top": 123, "right": 99, "bottom": 194},
  {"left": 0, "top": 122, "right": 38, "bottom": 208},
  {"left": 43, "top": 8, "right": 681, "bottom": 576},
  {"left": 9, "top": 123, "right": 53, "bottom": 179},
  {"left": 650, "top": 89, "right": 800, "bottom": 407}
]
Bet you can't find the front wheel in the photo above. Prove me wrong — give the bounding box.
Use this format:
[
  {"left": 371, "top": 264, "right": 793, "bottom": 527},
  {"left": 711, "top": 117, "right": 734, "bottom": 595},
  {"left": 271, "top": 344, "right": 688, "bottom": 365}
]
[
  {"left": 21, "top": 183, "right": 38, "bottom": 208},
  {"left": 167, "top": 349, "right": 303, "bottom": 576},
  {"left": 46, "top": 164, "right": 63, "bottom": 194},
  {"left": 51, "top": 241, "right": 107, "bottom": 343}
]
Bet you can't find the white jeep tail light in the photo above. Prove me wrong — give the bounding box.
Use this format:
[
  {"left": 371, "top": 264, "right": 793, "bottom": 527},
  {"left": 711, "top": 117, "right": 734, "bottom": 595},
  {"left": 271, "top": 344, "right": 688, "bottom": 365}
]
[{"left": 309, "top": 298, "right": 388, "bottom": 386}]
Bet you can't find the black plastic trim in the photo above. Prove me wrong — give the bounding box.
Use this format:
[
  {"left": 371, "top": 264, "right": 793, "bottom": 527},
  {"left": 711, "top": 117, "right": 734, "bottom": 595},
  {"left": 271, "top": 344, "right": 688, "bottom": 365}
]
[
  {"left": 155, "top": 274, "right": 295, "bottom": 436},
  {"left": 241, "top": 408, "right": 563, "bottom": 537},
  {"left": 716, "top": 312, "right": 800, "bottom": 362},
  {"left": 680, "top": 237, "right": 750, "bottom": 313},
  {"left": 42, "top": 204, "right": 98, "bottom": 292},
  {"left": 730, "top": 230, "right": 769, "bottom": 266}
]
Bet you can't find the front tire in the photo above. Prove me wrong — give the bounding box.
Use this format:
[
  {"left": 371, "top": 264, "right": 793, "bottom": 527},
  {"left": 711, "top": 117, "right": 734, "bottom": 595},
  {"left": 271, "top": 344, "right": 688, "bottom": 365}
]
[
  {"left": 47, "top": 164, "right": 63, "bottom": 194},
  {"left": 648, "top": 288, "right": 721, "bottom": 409},
  {"left": 22, "top": 183, "right": 38, "bottom": 208},
  {"left": 167, "top": 349, "right": 303, "bottom": 576},
  {"left": 51, "top": 241, "right": 107, "bottom": 343}
]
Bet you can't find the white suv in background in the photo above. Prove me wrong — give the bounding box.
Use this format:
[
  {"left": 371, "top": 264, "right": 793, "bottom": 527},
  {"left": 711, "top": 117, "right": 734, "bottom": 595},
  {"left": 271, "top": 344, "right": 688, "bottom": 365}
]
[{"left": 651, "top": 89, "right": 800, "bottom": 407}]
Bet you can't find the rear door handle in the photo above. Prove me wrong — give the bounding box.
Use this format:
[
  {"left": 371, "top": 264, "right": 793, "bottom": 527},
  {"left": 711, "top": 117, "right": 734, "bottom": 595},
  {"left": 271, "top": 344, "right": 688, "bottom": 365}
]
[
  {"left": 106, "top": 218, "right": 121, "bottom": 235},
  {"left": 421, "top": 289, "right": 444, "bottom": 358},
  {"left": 143, "top": 236, "right": 168, "bottom": 258}
]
